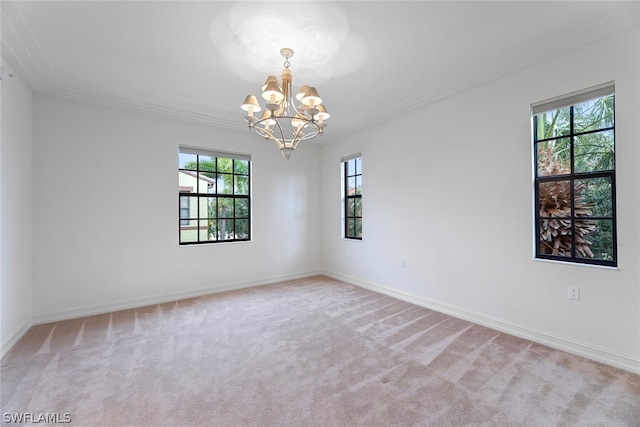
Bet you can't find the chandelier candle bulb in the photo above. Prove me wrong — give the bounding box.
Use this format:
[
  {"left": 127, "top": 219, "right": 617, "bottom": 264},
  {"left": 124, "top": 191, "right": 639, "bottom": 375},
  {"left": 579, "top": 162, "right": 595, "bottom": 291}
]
[
  {"left": 300, "top": 86, "right": 322, "bottom": 107},
  {"left": 240, "top": 47, "right": 330, "bottom": 160}
]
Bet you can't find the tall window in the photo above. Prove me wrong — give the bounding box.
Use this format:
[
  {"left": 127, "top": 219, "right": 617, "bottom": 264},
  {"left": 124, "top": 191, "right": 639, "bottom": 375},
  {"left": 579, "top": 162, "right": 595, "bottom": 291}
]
[
  {"left": 178, "top": 147, "right": 251, "bottom": 245},
  {"left": 532, "top": 83, "right": 616, "bottom": 267},
  {"left": 342, "top": 154, "right": 362, "bottom": 239}
]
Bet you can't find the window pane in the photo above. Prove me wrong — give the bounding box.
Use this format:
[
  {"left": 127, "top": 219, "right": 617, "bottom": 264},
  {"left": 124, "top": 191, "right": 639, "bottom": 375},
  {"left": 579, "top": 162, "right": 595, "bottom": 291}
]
[
  {"left": 576, "top": 219, "right": 614, "bottom": 261},
  {"left": 198, "top": 220, "right": 211, "bottom": 242},
  {"left": 235, "top": 176, "right": 249, "bottom": 195},
  {"left": 218, "top": 219, "right": 234, "bottom": 240},
  {"left": 355, "top": 197, "right": 362, "bottom": 217},
  {"left": 354, "top": 218, "right": 362, "bottom": 238},
  {"left": 185, "top": 167, "right": 213, "bottom": 190},
  {"left": 235, "top": 198, "right": 249, "bottom": 218},
  {"left": 574, "top": 130, "right": 614, "bottom": 173},
  {"left": 189, "top": 197, "right": 198, "bottom": 221},
  {"left": 218, "top": 197, "right": 234, "bottom": 218},
  {"left": 198, "top": 156, "right": 216, "bottom": 173},
  {"left": 198, "top": 197, "right": 212, "bottom": 219},
  {"left": 574, "top": 95, "right": 614, "bottom": 133},
  {"left": 347, "top": 159, "right": 356, "bottom": 176},
  {"left": 206, "top": 178, "right": 216, "bottom": 194},
  {"left": 347, "top": 177, "right": 356, "bottom": 195},
  {"left": 355, "top": 176, "right": 362, "bottom": 195},
  {"left": 180, "top": 227, "right": 198, "bottom": 243},
  {"left": 179, "top": 196, "right": 191, "bottom": 226},
  {"left": 537, "top": 138, "right": 571, "bottom": 176},
  {"left": 179, "top": 153, "right": 197, "bottom": 170},
  {"left": 208, "top": 220, "right": 217, "bottom": 241},
  {"left": 235, "top": 219, "right": 249, "bottom": 239},
  {"left": 187, "top": 171, "right": 213, "bottom": 193},
  {"left": 180, "top": 196, "right": 196, "bottom": 218},
  {"left": 217, "top": 157, "right": 233, "bottom": 173},
  {"left": 538, "top": 219, "right": 572, "bottom": 257},
  {"left": 355, "top": 157, "right": 362, "bottom": 175},
  {"left": 538, "top": 180, "right": 571, "bottom": 218},
  {"left": 536, "top": 108, "right": 570, "bottom": 139},
  {"left": 218, "top": 173, "right": 233, "bottom": 194},
  {"left": 347, "top": 218, "right": 356, "bottom": 238},
  {"left": 347, "top": 198, "right": 355, "bottom": 216},
  {"left": 178, "top": 172, "right": 198, "bottom": 193},
  {"left": 575, "top": 177, "right": 612, "bottom": 217},
  {"left": 234, "top": 159, "right": 249, "bottom": 175}
]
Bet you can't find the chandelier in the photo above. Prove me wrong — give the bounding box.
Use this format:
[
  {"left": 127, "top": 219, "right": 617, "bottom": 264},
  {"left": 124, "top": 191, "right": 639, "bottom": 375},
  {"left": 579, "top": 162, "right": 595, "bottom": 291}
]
[{"left": 241, "top": 48, "right": 330, "bottom": 160}]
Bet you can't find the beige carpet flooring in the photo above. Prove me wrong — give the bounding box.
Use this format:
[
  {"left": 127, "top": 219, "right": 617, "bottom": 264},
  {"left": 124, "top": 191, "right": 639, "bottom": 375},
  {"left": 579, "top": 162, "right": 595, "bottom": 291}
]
[{"left": 1, "top": 275, "right": 639, "bottom": 426}]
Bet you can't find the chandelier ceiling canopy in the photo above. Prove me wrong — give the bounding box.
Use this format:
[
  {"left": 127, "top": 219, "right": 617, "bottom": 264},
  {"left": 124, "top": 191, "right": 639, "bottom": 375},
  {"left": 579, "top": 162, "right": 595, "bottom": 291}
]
[{"left": 241, "top": 48, "right": 329, "bottom": 160}]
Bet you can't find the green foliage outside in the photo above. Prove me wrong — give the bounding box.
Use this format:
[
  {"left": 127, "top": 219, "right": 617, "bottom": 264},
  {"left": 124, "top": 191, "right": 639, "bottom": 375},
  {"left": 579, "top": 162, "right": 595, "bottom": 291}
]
[{"left": 536, "top": 95, "right": 614, "bottom": 172}]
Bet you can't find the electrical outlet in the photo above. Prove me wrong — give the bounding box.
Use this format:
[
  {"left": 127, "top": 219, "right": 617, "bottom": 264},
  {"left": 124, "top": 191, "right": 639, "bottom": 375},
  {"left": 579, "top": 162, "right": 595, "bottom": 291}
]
[
  {"left": 400, "top": 259, "right": 407, "bottom": 269},
  {"left": 568, "top": 286, "right": 580, "bottom": 301}
]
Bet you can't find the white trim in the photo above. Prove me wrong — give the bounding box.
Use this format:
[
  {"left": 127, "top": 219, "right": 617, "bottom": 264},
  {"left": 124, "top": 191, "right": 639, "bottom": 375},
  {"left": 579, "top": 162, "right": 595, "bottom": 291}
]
[
  {"left": 340, "top": 152, "right": 362, "bottom": 163},
  {"left": 533, "top": 257, "right": 619, "bottom": 270},
  {"left": 322, "top": 270, "right": 640, "bottom": 375},
  {"left": 1, "top": 318, "right": 33, "bottom": 359},
  {"left": 179, "top": 145, "right": 251, "bottom": 161},
  {"left": 531, "top": 81, "right": 614, "bottom": 115},
  {"left": 32, "top": 270, "right": 322, "bottom": 325}
]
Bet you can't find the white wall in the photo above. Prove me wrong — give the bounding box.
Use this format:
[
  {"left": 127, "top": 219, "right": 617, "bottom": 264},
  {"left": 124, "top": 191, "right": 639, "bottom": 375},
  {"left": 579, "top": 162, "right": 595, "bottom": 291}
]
[
  {"left": 32, "top": 96, "right": 322, "bottom": 321},
  {"left": 0, "top": 62, "right": 33, "bottom": 355},
  {"left": 321, "top": 28, "right": 640, "bottom": 373}
]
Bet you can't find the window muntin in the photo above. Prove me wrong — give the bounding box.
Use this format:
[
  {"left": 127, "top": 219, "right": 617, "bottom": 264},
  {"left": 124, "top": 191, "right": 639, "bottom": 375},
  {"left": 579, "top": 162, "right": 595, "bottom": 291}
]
[
  {"left": 343, "top": 155, "right": 362, "bottom": 240},
  {"left": 178, "top": 148, "right": 251, "bottom": 245},
  {"left": 533, "top": 86, "right": 616, "bottom": 266}
]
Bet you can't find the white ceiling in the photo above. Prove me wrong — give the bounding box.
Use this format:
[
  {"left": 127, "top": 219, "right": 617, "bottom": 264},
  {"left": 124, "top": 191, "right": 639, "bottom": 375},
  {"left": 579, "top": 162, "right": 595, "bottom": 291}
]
[{"left": 2, "top": 1, "right": 639, "bottom": 144}]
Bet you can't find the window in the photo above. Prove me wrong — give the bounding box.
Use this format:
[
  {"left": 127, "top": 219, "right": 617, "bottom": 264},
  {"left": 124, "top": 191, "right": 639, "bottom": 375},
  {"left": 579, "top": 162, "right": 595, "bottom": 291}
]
[
  {"left": 178, "top": 147, "right": 251, "bottom": 245},
  {"left": 342, "top": 154, "right": 362, "bottom": 239},
  {"left": 179, "top": 196, "right": 190, "bottom": 226},
  {"left": 532, "top": 83, "right": 616, "bottom": 266}
]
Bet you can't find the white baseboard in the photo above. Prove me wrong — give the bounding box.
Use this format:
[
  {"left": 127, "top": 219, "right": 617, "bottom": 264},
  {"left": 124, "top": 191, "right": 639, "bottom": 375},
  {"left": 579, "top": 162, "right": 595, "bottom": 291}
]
[
  {"left": 1, "top": 318, "right": 33, "bottom": 359},
  {"left": 323, "top": 270, "right": 640, "bottom": 375},
  {"left": 32, "top": 270, "right": 322, "bottom": 325}
]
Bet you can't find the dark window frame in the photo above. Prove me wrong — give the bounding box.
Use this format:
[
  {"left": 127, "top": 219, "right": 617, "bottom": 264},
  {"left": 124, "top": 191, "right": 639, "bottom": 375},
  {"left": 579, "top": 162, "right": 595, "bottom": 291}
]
[
  {"left": 533, "top": 87, "right": 616, "bottom": 267},
  {"left": 178, "top": 148, "right": 251, "bottom": 245},
  {"left": 343, "top": 155, "right": 362, "bottom": 240}
]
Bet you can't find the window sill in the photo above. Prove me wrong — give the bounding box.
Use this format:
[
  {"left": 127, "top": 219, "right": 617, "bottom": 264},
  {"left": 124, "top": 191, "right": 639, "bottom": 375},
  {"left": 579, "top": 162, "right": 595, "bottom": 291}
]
[{"left": 533, "top": 257, "right": 618, "bottom": 270}]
